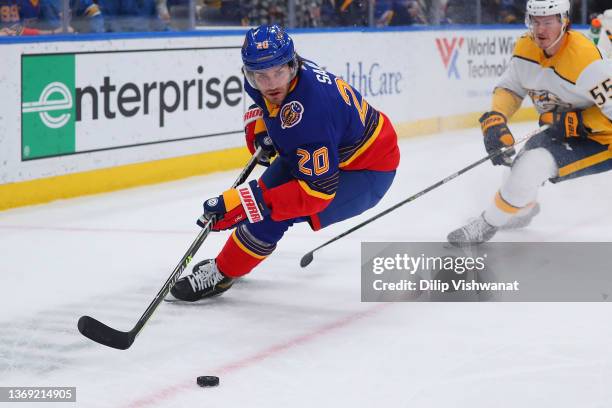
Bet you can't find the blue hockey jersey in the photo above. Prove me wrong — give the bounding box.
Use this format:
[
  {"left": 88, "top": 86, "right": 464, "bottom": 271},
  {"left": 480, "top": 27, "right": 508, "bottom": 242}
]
[{"left": 245, "top": 58, "right": 400, "bottom": 222}]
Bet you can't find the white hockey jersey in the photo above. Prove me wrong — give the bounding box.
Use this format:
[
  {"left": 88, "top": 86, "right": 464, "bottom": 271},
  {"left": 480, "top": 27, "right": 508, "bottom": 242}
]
[
  {"left": 596, "top": 10, "right": 612, "bottom": 58},
  {"left": 497, "top": 31, "right": 612, "bottom": 145}
]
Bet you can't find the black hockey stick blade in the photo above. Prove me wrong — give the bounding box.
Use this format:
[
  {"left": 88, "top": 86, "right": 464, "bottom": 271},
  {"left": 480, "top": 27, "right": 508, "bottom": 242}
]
[
  {"left": 77, "top": 147, "right": 263, "bottom": 350},
  {"left": 78, "top": 315, "right": 135, "bottom": 350},
  {"left": 300, "top": 251, "right": 314, "bottom": 268}
]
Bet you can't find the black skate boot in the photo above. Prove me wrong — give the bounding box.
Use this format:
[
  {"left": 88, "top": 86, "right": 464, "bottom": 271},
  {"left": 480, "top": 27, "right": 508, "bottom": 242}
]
[
  {"left": 169, "top": 259, "right": 235, "bottom": 302},
  {"left": 499, "top": 203, "right": 541, "bottom": 230},
  {"left": 447, "top": 215, "right": 498, "bottom": 248}
]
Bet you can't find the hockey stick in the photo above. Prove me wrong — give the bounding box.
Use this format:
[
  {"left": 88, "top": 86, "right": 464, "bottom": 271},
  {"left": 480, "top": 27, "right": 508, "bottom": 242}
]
[
  {"left": 78, "top": 147, "right": 263, "bottom": 350},
  {"left": 300, "top": 125, "right": 549, "bottom": 268}
]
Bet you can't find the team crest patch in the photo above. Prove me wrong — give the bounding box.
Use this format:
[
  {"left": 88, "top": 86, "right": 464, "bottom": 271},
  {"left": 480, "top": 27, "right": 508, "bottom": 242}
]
[
  {"left": 280, "top": 101, "right": 304, "bottom": 129},
  {"left": 528, "top": 89, "right": 572, "bottom": 112}
]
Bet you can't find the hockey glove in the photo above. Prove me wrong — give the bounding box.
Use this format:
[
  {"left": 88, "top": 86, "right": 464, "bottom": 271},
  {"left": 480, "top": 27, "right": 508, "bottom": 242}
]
[
  {"left": 539, "top": 110, "right": 587, "bottom": 142},
  {"left": 479, "top": 111, "right": 515, "bottom": 166},
  {"left": 197, "top": 180, "right": 270, "bottom": 231},
  {"left": 244, "top": 104, "right": 276, "bottom": 166}
]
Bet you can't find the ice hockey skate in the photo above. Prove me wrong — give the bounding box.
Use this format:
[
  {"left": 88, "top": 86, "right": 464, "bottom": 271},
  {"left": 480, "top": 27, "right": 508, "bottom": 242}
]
[
  {"left": 169, "top": 259, "right": 235, "bottom": 302},
  {"left": 499, "top": 203, "right": 541, "bottom": 230},
  {"left": 447, "top": 215, "right": 498, "bottom": 247}
]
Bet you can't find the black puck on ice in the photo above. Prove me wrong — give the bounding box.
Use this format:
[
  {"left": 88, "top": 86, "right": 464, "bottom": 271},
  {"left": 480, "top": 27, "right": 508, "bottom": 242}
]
[{"left": 197, "top": 376, "right": 220, "bottom": 387}]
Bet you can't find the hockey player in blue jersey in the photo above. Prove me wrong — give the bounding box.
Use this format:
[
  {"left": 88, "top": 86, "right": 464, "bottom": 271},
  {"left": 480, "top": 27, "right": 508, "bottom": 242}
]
[{"left": 170, "top": 24, "right": 401, "bottom": 301}]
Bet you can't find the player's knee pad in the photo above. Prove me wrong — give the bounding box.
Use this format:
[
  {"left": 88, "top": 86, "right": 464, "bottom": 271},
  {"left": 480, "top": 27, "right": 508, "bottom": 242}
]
[{"left": 502, "top": 148, "right": 557, "bottom": 207}]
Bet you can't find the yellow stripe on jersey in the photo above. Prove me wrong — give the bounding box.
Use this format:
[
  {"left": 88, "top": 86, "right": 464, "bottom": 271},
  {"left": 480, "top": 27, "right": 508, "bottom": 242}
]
[
  {"left": 558, "top": 147, "right": 612, "bottom": 178},
  {"left": 254, "top": 117, "right": 267, "bottom": 134},
  {"left": 263, "top": 99, "right": 279, "bottom": 117},
  {"left": 513, "top": 32, "right": 602, "bottom": 84},
  {"left": 339, "top": 114, "right": 384, "bottom": 168},
  {"left": 287, "top": 76, "right": 299, "bottom": 94},
  {"left": 491, "top": 87, "right": 523, "bottom": 119},
  {"left": 231, "top": 230, "right": 266, "bottom": 260},
  {"left": 582, "top": 105, "right": 612, "bottom": 145},
  {"left": 297, "top": 179, "right": 336, "bottom": 200}
]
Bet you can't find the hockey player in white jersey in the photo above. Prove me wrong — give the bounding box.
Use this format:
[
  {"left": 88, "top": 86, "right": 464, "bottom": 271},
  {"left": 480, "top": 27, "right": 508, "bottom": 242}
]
[{"left": 447, "top": 0, "right": 612, "bottom": 247}]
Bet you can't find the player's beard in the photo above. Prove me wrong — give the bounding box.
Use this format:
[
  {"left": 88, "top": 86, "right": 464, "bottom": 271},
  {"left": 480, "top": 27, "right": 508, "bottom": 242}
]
[{"left": 263, "top": 86, "right": 289, "bottom": 105}]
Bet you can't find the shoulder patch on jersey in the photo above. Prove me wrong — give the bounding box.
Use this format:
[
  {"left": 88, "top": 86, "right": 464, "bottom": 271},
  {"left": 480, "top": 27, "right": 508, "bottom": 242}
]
[{"left": 280, "top": 101, "right": 304, "bottom": 129}]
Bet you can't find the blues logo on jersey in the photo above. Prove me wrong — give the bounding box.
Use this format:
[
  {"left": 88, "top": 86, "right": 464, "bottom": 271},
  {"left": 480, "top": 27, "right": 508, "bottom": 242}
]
[
  {"left": 280, "top": 101, "right": 304, "bottom": 129},
  {"left": 243, "top": 58, "right": 400, "bottom": 222}
]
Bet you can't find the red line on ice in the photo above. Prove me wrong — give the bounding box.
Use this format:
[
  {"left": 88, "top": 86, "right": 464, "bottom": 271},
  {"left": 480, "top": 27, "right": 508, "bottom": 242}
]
[{"left": 125, "top": 303, "right": 390, "bottom": 408}]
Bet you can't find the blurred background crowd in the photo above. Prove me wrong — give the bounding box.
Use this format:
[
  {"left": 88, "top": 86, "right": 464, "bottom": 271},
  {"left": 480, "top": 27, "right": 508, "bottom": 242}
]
[{"left": 0, "top": 0, "right": 610, "bottom": 36}]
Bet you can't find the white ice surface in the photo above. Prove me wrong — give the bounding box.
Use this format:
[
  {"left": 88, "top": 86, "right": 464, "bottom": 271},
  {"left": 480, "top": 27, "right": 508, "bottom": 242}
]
[{"left": 1, "top": 122, "right": 612, "bottom": 408}]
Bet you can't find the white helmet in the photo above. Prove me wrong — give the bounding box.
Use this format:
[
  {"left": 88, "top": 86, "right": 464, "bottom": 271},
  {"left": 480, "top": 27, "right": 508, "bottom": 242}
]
[
  {"left": 525, "top": 0, "right": 570, "bottom": 17},
  {"left": 525, "top": 0, "right": 571, "bottom": 52}
]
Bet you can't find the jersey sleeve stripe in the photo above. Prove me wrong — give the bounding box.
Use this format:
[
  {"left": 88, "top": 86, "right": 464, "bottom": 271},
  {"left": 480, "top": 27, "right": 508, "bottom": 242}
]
[
  {"left": 297, "top": 179, "right": 336, "bottom": 200},
  {"left": 339, "top": 111, "right": 384, "bottom": 168}
]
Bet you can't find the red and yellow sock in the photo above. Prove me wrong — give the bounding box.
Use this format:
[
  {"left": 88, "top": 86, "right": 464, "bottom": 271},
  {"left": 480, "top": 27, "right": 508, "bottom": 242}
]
[{"left": 216, "top": 225, "right": 276, "bottom": 278}]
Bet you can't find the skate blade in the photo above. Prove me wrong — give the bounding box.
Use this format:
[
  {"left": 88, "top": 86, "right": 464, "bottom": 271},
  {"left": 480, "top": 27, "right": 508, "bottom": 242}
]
[{"left": 163, "top": 293, "right": 182, "bottom": 303}]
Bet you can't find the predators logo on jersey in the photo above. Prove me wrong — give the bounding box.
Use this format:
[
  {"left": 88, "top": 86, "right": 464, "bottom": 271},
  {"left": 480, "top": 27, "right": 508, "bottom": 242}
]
[
  {"left": 528, "top": 89, "right": 573, "bottom": 112},
  {"left": 280, "top": 101, "right": 304, "bottom": 129}
]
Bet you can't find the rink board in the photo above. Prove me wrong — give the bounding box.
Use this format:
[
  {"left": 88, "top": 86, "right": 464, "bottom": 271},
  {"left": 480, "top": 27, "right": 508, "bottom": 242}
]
[{"left": 0, "top": 27, "right": 538, "bottom": 209}]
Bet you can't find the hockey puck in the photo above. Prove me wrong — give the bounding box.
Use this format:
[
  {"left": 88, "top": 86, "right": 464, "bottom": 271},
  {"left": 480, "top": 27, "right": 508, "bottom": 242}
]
[{"left": 197, "top": 376, "right": 219, "bottom": 387}]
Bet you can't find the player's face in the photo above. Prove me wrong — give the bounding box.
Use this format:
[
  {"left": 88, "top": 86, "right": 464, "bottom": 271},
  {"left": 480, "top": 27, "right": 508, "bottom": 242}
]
[
  {"left": 530, "top": 15, "right": 564, "bottom": 52},
  {"left": 252, "top": 65, "right": 292, "bottom": 105}
]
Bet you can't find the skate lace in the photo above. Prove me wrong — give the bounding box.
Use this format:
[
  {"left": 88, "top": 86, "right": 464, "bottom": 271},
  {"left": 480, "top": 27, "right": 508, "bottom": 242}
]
[{"left": 187, "top": 263, "right": 223, "bottom": 292}]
